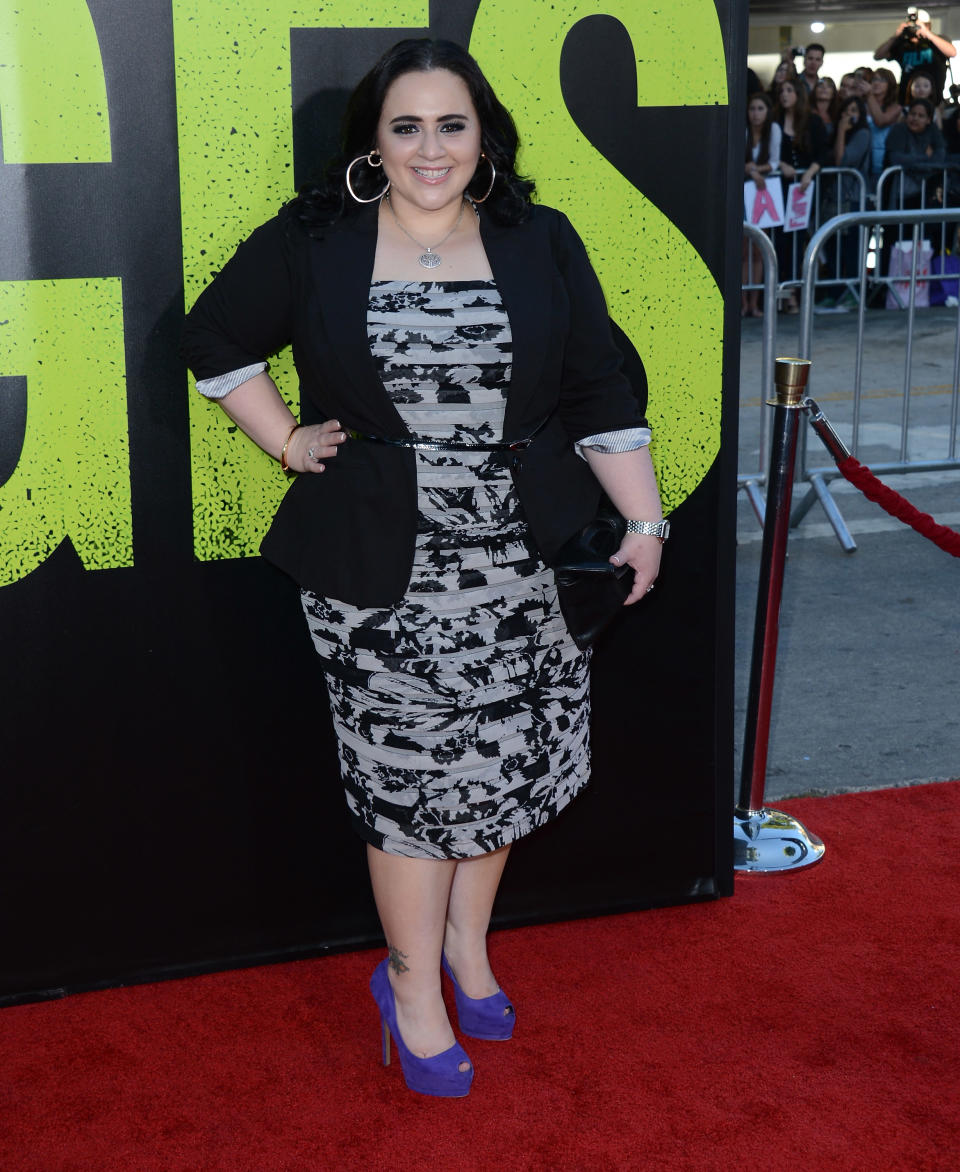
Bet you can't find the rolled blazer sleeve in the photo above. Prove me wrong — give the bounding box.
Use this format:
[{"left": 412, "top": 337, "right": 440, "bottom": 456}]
[
  {"left": 551, "top": 212, "right": 648, "bottom": 442},
  {"left": 181, "top": 212, "right": 296, "bottom": 381}
]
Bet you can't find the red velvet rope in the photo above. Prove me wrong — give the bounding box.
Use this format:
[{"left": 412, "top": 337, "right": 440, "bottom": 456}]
[{"left": 837, "top": 456, "right": 960, "bottom": 558}]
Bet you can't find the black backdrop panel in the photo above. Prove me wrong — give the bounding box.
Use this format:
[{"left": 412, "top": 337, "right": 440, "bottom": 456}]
[{"left": 0, "top": 0, "right": 743, "bottom": 1004}]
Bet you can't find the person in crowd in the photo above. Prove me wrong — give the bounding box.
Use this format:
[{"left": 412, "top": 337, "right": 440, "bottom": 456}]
[
  {"left": 905, "top": 68, "right": 944, "bottom": 126},
  {"left": 874, "top": 7, "right": 956, "bottom": 104},
  {"left": 180, "top": 37, "right": 664, "bottom": 1100},
  {"left": 941, "top": 97, "right": 960, "bottom": 155},
  {"left": 886, "top": 97, "right": 947, "bottom": 176},
  {"left": 885, "top": 97, "right": 948, "bottom": 252},
  {"left": 774, "top": 79, "right": 831, "bottom": 310},
  {"left": 799, "top": 43, "right": 825, "bottom": 93},
  {"left": 863, "top": 67, "right": 903, "bottom": 182},
  {"left": 833, "top": 96, "right": 872, "bottom": 176},
  {"left": 767, "top": 58, "right": 799, "bottom": 103},
  {"left": 747, "top": 65, "right": 763, "bottom": 99},
  {"left": 827, "top": 97, "right": 872, "bottom": 300},
  {"left": 813, "top": 77, "right": 840, "bottom": 138},
  {"left": 838, "top": 73, "right": 859, "bottom": 101},
  {"left": 743, "top": 92, "right": 781, "bottom": 317}
]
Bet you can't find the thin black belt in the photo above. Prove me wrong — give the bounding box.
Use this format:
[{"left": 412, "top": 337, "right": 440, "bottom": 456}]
[{"left": 345, "top": 413, "right": 551, "bottom": 453}]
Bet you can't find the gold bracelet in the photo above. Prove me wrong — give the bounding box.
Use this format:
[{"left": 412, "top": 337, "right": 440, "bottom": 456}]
[{"left": 279, "top": 423, "right": 300, "bottom": 473}]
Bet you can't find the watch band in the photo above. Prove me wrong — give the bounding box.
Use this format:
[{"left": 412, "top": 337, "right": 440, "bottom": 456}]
[{"left": 625, "top": 519, "right": 670, "bottom": 541}]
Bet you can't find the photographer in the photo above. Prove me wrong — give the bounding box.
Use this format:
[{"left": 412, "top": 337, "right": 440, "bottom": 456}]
[{"left": 874, "top": 7, "right": 956, "bottom": 104}]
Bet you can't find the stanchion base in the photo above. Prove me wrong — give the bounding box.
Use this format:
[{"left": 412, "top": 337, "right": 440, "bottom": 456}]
[{"left": 733, "top": 806, "right": 825, "bottom": 872}]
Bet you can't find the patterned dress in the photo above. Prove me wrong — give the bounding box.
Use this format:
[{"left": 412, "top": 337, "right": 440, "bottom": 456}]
[{"left": 300, "top": 280, "right": 591, "bottom": 859}]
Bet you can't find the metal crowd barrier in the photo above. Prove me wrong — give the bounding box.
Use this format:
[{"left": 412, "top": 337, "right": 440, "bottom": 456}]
[
  {"left": 739, "top": 224, "right": 777, "bottom": 524},
  {"left": 792, "top": 207, "right": 960, "bottom": 550},
  {"left": 742, "top": 168, "right": 868, "bottom": 307},
  {"left": 874, "top": 163, "right": 960, "bottom": 308}
]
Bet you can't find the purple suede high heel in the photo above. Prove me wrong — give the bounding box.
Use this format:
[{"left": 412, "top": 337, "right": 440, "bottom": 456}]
[
  {"left": 442, "top": 953, "right": 516, "bottom": 1041},
  {"left": 369, "top": 959, "right": 473, "bottom": 1098}
]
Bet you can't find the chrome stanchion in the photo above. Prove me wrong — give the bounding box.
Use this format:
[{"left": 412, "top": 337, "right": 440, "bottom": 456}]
[{"left": 735, "top": 358, "right": 825, "bottom": 873}]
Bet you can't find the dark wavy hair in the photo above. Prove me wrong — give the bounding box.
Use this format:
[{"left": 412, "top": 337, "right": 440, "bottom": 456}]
[
  {"left": 745, "top": 92, "right": 774, "bottom": 166},
  {"left": 290, "top": 38, "right": 535, "bottom": 235},
  {"left": 774, "top": 78, "right": 812, "bottom": 155},
  {"left": 838, "top": 95, "right": 868, "bottom": 136},
  {"left": 904, "top": 68, "right": 940, "bottom": 109}
]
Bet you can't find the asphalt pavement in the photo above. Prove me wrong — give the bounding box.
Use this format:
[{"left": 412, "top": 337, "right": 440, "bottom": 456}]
[{"left": 735, "top": 305, "right": 960, "bottom": 800}]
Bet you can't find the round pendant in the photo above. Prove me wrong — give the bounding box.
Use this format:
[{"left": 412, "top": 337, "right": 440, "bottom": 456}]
[{"left": 418, "top": 252, "right": 442, "bottom": 269}]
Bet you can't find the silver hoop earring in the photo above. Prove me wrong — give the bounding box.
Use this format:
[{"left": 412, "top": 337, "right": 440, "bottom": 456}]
[
  {"left": 345, "top": 150, "right": 390, "bottom": 204},
  {"left": 470, "top": 154, "right": 496, "bottom": 203}
]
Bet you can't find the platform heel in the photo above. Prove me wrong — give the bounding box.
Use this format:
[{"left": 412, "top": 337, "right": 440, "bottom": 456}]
[
  {"left": 441, "top": 953, "right": 515, "bottom": 1041},
  {"left": 370, "top": 959, "right": 473, "bottom": 1097}
]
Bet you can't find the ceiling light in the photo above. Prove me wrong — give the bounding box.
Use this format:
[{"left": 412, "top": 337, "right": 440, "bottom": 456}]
[{"left": 811, "top": 21, "right": 825, "bottom": 33}]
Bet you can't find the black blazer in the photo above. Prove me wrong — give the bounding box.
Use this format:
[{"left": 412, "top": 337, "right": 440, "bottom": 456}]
[{"left": 182, "top": 201, "right": 648, "bottom": 606}]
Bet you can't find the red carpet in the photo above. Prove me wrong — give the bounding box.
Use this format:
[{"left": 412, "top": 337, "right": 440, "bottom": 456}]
[{"left": 3, "top": 783, "right": 959, "bottom": 1171}]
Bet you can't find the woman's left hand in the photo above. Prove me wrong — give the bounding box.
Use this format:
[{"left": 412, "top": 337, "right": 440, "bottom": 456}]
[{"left": 610, "top": 533, "right": 663, "bottom": 605}]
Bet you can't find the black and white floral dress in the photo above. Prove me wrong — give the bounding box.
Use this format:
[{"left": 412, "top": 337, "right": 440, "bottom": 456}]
[{"left": 300, "top": 280, "right": 591, "bottom": 859}]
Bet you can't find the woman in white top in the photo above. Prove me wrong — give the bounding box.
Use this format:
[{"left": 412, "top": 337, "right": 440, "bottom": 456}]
[{"left": 743, "top": 92, "right": 782, "bottom": 316}]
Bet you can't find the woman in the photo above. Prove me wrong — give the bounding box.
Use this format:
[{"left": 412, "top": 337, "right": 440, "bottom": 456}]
[
  {"left": 812, "top": 77, "right": 839, "bottom": 138},
  {"left": 904, "top": 69, "right": 943, "bottom": 127},
  {"left": 767, "top": 58, "right": 798, "bottom": 103},
  {"left": 864, "top": 67, "right": 902, "bottom": 182},
  {"left": 829, "top": 97, "right": 872, "bottom": 292},
  {"left": 774, "top": 79, "right": 830, "bottom": 310},
  {"left": 181, "top": 39, "right": 664, "bottom": 1099},
  {"left": 833, "top": 96, "right": 871, "bottom": 179},
  {"left": 885, "top": 98, "right": 947, "bottom": 180},
  {"left": 743, "top": 92, "right": 781, "bottom": 316},
  {"left": 884, "top": 98, "right": 948, "bottom": 258}
]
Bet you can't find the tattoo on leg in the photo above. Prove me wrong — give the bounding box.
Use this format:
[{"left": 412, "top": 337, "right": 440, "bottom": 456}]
[{"left": 388, "top": 946, "right": 410, "bottom": 975}]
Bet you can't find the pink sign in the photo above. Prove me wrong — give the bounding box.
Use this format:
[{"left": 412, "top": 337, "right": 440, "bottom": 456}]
[
  {"left": 743, "top": 180, "right": 784, "bottom": 229},
  {"left": 784, "top": 183, "right": 812, "bottom": 233}
]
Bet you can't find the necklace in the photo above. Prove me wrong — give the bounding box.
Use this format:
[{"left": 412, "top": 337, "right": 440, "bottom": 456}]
[{"left": 385, "top": 194, "right": 466, "bottom": 269}]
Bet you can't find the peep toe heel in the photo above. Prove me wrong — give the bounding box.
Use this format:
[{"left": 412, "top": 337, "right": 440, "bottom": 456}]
[
  {"left": 369, "top": 959, "right": 473, "bottom": 1098},
  {"left": 442, "top": 953, "right": 516, "bottom": 1041}
]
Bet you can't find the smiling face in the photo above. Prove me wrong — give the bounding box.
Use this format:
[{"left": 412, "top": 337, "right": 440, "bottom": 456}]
[
  {"left": 909, "top": 73, "right": 933, "bottom": 101},
  {"left": 375, "top": 68, "right": 482, "bottom": 220}
]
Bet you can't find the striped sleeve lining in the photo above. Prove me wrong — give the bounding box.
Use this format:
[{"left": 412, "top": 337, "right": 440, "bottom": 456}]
[
  {"left": 574, "top": 426, "right": 651, "bottom": 461},
  {"left": 195, "top": 361, "right": 267, "bottom": 400}
]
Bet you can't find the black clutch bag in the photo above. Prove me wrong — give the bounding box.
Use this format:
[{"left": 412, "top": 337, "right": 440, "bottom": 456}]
[{"left": 553, "top": 509, "right": 632, "bottom": 651}]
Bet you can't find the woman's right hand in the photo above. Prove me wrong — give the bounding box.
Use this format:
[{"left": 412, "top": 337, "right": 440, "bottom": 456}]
[
  {"left": 780, "top": 162, "right": 796, "bottom": 180},
  {"left": 746, "top": 164, "right": 766, "bottom": 190},
  {"left": 285, "top": 419, "right": 348, "bottom": 473}
]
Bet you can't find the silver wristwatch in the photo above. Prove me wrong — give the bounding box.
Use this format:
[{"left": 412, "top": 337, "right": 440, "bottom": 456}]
[{"left": 625, "top": 519, "right": 670, "bottom": 541}]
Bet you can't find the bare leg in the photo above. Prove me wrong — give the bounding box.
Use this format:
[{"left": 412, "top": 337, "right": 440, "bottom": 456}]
[
  {"left": 365, "top": 844, "right": 469, "bottom": 1068},
  {"left": 442, "top": 844, "right": 511, "bottom": 999}
]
